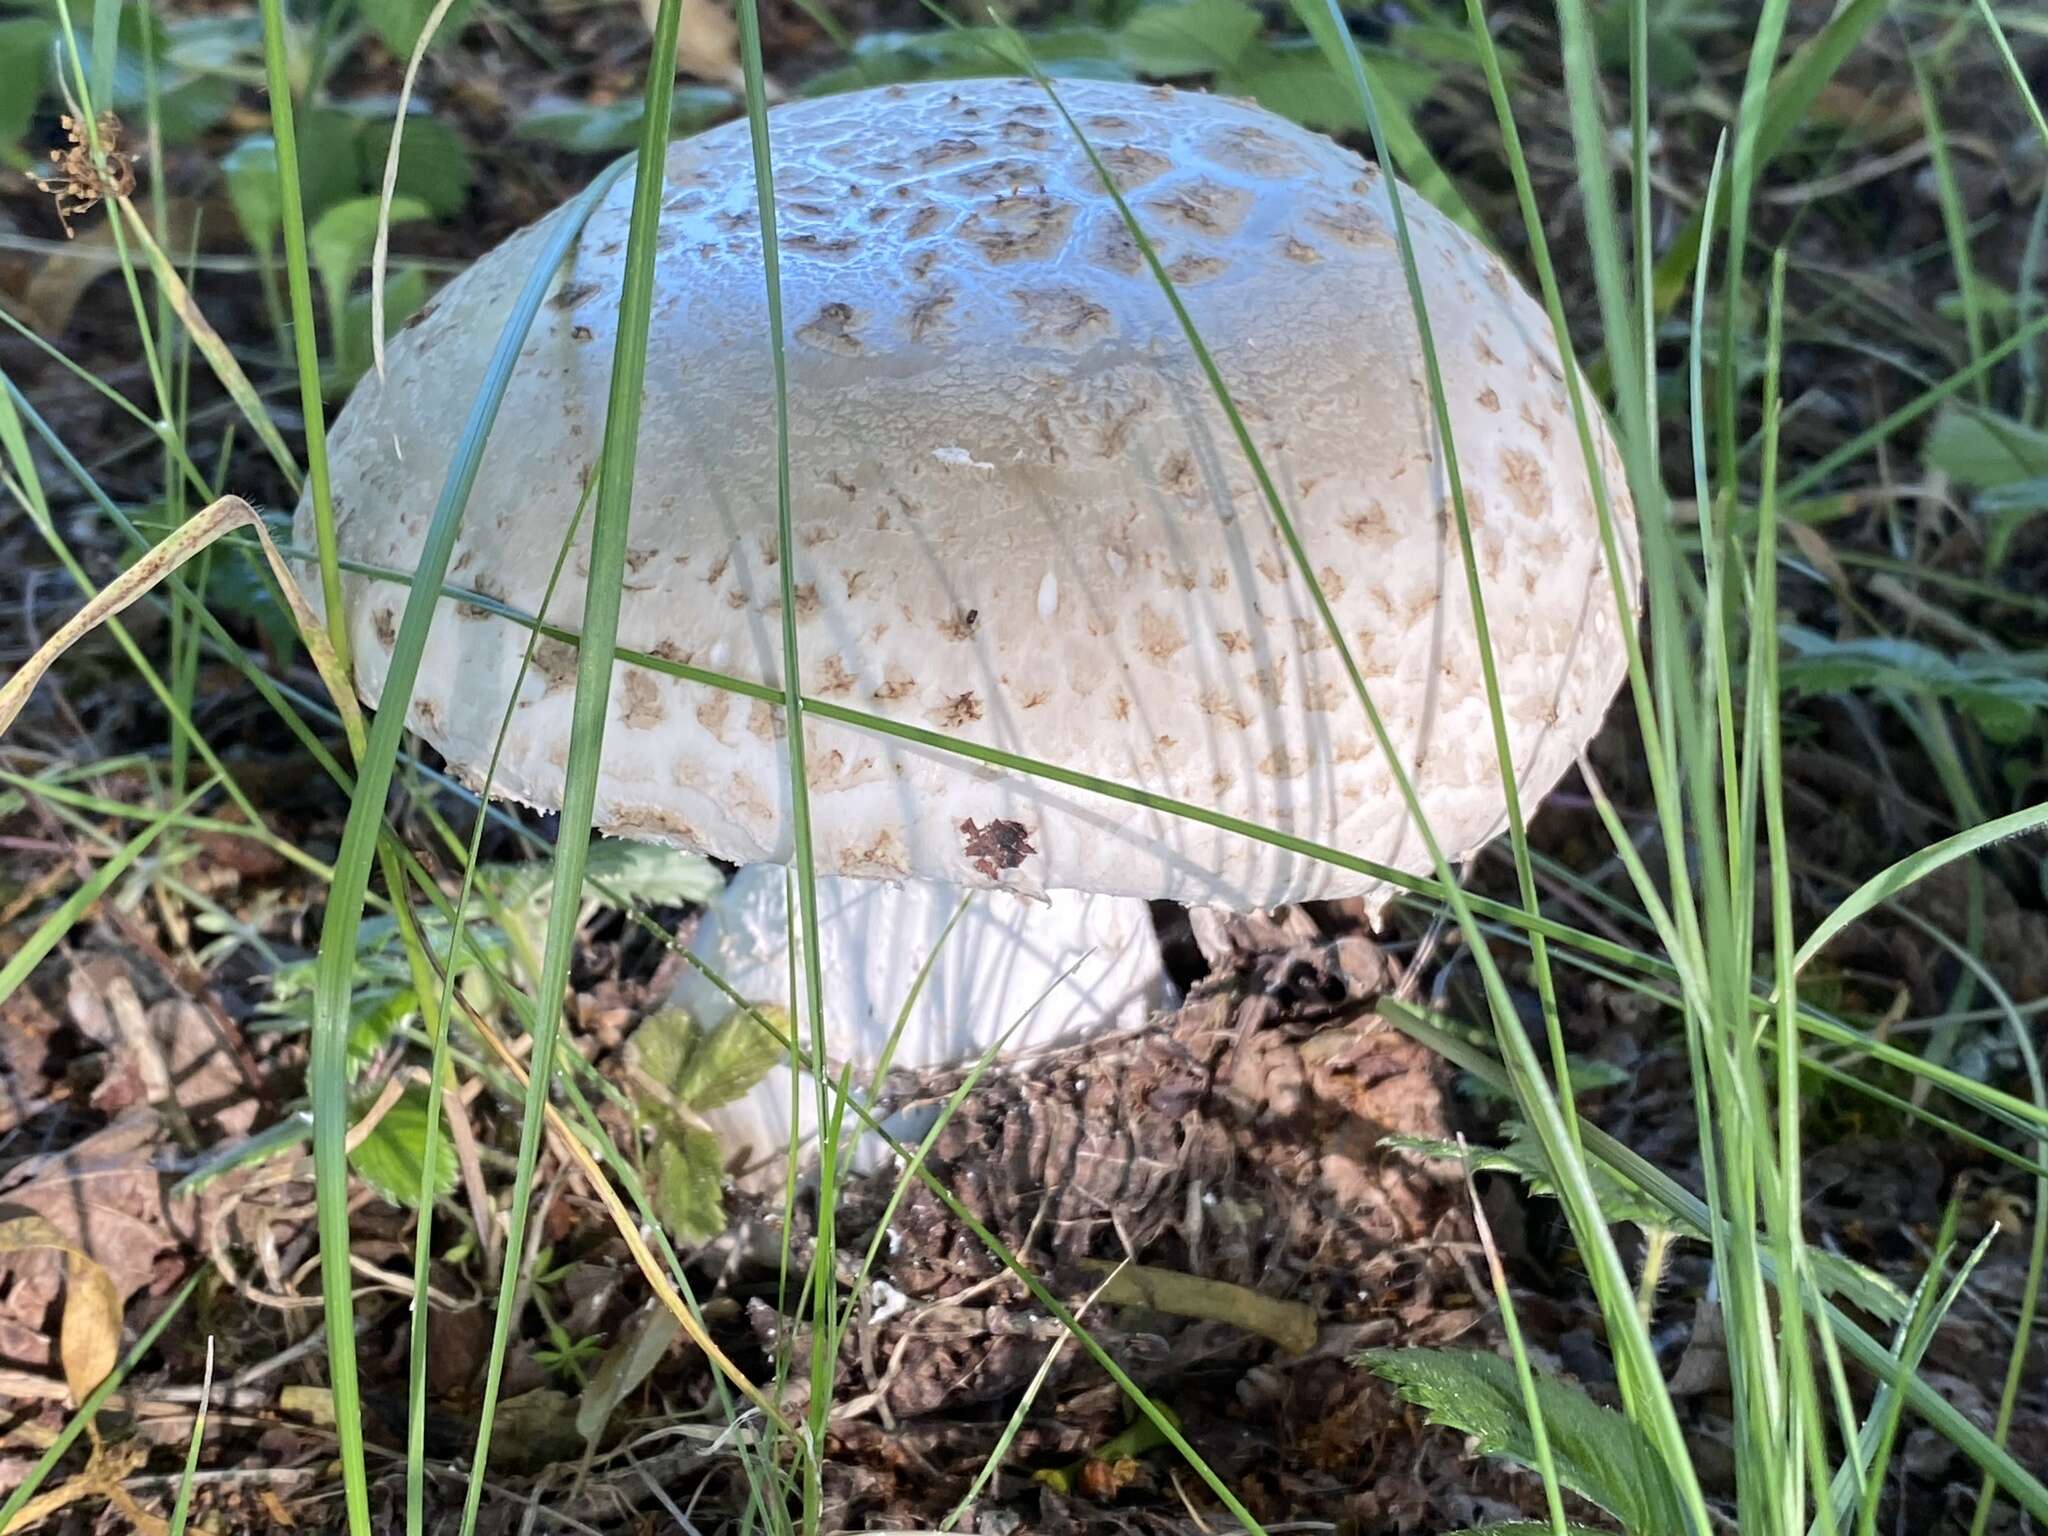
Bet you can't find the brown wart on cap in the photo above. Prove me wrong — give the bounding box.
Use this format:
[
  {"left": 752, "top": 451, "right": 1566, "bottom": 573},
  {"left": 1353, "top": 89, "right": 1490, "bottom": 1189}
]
[{"left": 299, "top": 76, "right": 1638, "bottom": 1187}]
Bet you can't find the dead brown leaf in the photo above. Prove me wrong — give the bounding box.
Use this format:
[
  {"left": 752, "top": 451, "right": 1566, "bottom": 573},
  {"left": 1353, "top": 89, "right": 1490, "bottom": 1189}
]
[
  {"left": 0, "top": 1215, "right": 122, "bottom": 1407},
  {"left": 0, "top": 1110, "right": 183, "bottom": 1306}
]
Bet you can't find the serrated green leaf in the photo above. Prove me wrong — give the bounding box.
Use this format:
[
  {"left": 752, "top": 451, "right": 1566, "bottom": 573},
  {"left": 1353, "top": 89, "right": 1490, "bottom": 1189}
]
[
  {"left": 348, "top": 1084, "right": 458, "bottom": 1208},
  {"left": 353, "top": 111, "right": 472, "bottom": 219},
  {"left": 355, "top": 0, "right": 474, "bottom": 59},
  {"left": 676, "top": 1007, "right": 787, "bottom": 1110},
  {"left": 484, "top": 839, "right": 721, "bottom": 914},
  {"left": 584, "top": 839, "right": 724, "bottom": 909},
  {"left": 1359, "top": 1349, "right": 1685, "bottom": 1536},
  {"left": 222, "top": 134, "right": 283, "bottom": 248},
  {"left": 1384, "top": 1124, "right": 1688, "bottom": 1236},
  {"left": 628, "top": 1008, "right": 697, "bottom": 1098},
  {"left": 1116, "top": 0, "right": 1263, "bottom": 76},
  {"left": 345, "top": 983, "right": 419, "bottom": 1076},
  {"left": 630, "top": 1005, "right": 786, "bottom": 1114},
  {"left": 652, "top": 1129, "right": 726, "bottom": 1242}
]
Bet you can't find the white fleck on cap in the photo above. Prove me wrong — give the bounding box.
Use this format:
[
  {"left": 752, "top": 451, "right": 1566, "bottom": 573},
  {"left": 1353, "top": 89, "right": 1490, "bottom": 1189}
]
[{"left": 302, "top": 77, "right": 1640, "bottom": 912}]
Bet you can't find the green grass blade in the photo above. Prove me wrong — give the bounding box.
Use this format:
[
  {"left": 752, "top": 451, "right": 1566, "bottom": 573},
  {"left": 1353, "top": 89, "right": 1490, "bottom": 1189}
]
[
  {"left": 166, "top": 1338, "right": 215, "bottom": 1536},
  {"left": 1972, "top": 0, "right": 2048, "bottom": 152},
  {"left": 302, "top": 155, "right": 631, "bottom": 1535},
  {"left": 1648, "top": 0, "right": 1890, "bottom": 316},
  {"left": 255, "top": 0, "right": 345, "bottom": 664},
  {"left": 1382, "top": 1001, "right": 2048, "bottom": 1522},
  {"left": 0, "top": 778, "right": 214, "bottom": 1004},
  {"left": 1791, "top": 801, "right": 2048, "bottom": 974},
  {"left": 725, "top": 4, "right": 834, "bottom": 1520},
  {"left": 1908, "top": 48, "right": 1986, "bottom": 404},
  {"left": 1854, "top": 1208, "right": 1987, "bottom": 1536},
  {"left": 403, "top": 481, "right": 592, "bottom": 1536},
  {"left": 452, "top": 5, "right": 688, "bottom": 1521}
]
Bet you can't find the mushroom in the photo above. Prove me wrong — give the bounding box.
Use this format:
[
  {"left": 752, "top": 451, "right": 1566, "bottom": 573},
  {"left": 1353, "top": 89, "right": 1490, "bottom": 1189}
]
[{"left": 301, "top": 77, "right": 1638, "bottom": 1187}]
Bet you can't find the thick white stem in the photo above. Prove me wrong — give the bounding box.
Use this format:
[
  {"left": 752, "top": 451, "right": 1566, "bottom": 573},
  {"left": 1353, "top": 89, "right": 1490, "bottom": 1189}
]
[{"left": 667, "top": 868, "right": 1169, "bottom": 1189}]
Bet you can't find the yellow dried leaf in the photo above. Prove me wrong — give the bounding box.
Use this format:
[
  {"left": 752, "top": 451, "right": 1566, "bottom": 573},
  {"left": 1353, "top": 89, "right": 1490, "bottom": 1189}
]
[{"left": 0, "top": 1215, "right": 123, "bottom": 1406}]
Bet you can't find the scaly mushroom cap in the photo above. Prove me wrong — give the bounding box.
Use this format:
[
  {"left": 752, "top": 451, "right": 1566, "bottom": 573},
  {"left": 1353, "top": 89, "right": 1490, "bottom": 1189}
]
[{"left": 302, "top": 76, "right": 1639, "bottom": 911}]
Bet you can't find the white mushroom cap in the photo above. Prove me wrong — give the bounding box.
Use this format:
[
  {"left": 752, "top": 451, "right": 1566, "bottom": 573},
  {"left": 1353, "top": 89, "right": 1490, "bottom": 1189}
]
[{"left": 302, "top": 77, "right": 1639, "bottom": 912}]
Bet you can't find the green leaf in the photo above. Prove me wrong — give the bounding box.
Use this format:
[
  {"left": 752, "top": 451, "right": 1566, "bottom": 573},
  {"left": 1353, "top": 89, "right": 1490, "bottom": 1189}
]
[
  {"left": 676, "top": 1007, "right": 787, "bottom": 1110},
  {"left": 652, "top": 1128, "right": 726, "bottom": 1242},
  {"left": 308, "top": 194, "right": 428, "bottom": 342},
  {"left": 484, "top": 839, "right": 721, "bottom": 913},
  {"left": 628, "top": 1007, "right": 697, "bottom": 1095},
  {"left": 348, "top": 1083, "right": 458, "bottom": 1207},
  {"left": 1218, "top": 42, "right": 1354, "bottom": 132},
  {"left": 1276, "top": 4, "right": 1485, "bottom": 237},
  {"left": 0, "top": 18, "right": 54, "bottom": 162},
  {"left": 1115, "top": 0, "right": 1263, "bottom": 76},
  {"left": 630, "top": 1005, "right": 787, "bottom": 1113},
  {"left": 170, "top": 1110, "right": 314, "bottom": 1198},
  {"left": 222, "top": 134, "right": 284, "bottom": 248},
  {"left": 1217, "top": 39, "right": 1438, "bottom": 135},
  {"left": 355, "top": 0, "right": 474, "bottom": 59},
  {"left": 1923, "top": 403, "right": 2048, "bottom": 490},
  {"left": 288, "top": 108, "right": 366, "bottom": 225},
  {"left": 512, "top": 88, "right": 737, "bottom": 154},
  {"left": 158, "top": 12, "right": 265, "bottom": 75},
  {"left": 1359, "top": 1348, "right": 1686, "bottom": 1536},
  {"left": 584, "top": 838, "right": 724, "bottom": 909},
  {"left": 140, "top": 71, "right": 239, "bottom": 145},
  {"left": 1384, "top": 1124, "right": 1686, "bottom": 1235},
  {"left": 1457, "top": 1053, "right": 1630, "bottom": 1103},
  {"left": 1592, "top": 0, "right": 1695, "bottom": 91},
  {"left": 799, "top": 25, "right": 1125, "bottom": 95},
  {"left": 344, "top": 983, "right": 419, "bottom": 1076},
  {"left": 1979, "top": 477, "right": 2048, "bottom": 568},
  {"left": 353, "top": 111, "right": 472, "bottom": 219},
  {"left": 331, "top": 264, "right": 429, "bottom": 393},
  {"left": 1780, "top": 630, "right": 2048, "bottom": 744}
]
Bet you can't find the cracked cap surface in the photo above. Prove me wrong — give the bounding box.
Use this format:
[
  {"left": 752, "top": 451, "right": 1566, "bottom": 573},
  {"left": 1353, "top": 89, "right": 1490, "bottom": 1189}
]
[{"left": 301, "top": 75, "right": 1640, "bottom": 910}]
